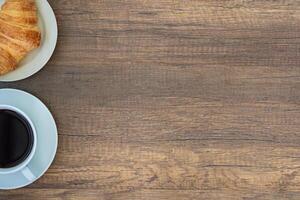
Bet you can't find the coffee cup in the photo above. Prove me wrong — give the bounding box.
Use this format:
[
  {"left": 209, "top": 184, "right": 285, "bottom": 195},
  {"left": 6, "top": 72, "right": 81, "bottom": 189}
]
[{"left": 0, "top": 105, "right": 37, "bottom": 181}]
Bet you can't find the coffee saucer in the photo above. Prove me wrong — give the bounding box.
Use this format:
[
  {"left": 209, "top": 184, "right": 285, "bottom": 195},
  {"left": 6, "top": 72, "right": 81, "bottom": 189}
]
[{"left": 0, "top": 89, "right": 58, "bottom": 189}]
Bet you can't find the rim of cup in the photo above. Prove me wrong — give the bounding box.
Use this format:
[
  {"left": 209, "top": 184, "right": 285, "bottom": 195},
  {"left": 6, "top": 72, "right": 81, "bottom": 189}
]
[{"left": 0, "top": 104, "right": 37, "bottom": 174}]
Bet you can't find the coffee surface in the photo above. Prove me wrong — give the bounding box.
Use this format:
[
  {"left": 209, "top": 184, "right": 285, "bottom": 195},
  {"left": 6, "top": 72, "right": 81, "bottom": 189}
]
[{"left": 0, "top": 110, "right": 33, "bottom": 168}]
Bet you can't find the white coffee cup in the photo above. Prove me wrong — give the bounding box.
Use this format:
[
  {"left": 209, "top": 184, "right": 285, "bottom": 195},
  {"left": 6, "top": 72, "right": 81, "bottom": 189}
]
[{"left": 0, "top": 105, "right": 37, "bottom": 181}]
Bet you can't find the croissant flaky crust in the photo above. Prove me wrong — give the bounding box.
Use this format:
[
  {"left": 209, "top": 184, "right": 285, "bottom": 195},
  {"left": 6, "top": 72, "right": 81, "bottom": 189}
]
[{"left": 0, "top": 0, "right": 41, "bottom": 75}]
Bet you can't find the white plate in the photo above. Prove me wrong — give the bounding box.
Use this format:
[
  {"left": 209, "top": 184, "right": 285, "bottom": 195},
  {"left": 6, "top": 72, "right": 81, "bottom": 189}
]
[
  {"left": 0, "top": 89, "right": 58, "bottom": 189},
  {"left": 0, "top": 0, "right": 58, "bottom": 82}
]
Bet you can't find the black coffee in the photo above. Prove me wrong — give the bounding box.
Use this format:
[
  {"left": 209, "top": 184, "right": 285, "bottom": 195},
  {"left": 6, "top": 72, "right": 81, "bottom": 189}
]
[{"left": 0, "top": 109, "right": 34, "bottom": 168}]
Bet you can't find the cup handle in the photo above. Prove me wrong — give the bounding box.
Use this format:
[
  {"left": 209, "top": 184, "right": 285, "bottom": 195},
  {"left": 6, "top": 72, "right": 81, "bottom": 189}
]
[{"left": 22, "top": 167, "right": 36, "bottom": 181}]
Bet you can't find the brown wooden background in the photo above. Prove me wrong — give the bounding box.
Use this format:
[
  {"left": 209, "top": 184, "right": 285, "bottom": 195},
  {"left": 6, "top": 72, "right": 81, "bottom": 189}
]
[{"left": 1, "top": 0, "right": 300, "bottom": 199}]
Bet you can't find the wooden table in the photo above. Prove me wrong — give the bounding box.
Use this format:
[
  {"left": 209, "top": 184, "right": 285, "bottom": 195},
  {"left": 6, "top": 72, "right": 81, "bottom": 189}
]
[{"left": 1, "top": 0, "right": 300, "bottom": 199}]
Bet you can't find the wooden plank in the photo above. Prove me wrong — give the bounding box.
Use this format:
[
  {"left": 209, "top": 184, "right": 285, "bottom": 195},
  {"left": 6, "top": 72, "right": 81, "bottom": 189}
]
[
  {"left": 1, "top": 0, "right": 300, "bottom": 199},
  {"left": 2, "top": 189, "right": 300, "bottom": 200}
]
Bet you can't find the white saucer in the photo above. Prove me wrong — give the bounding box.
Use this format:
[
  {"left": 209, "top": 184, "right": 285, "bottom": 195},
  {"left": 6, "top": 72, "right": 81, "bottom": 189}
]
[
  {"left": 0, "top": 0, "right": 58, "bottom": 82},
  {"left": 0, "top": 89, "right": 58, "bottom": 189}
]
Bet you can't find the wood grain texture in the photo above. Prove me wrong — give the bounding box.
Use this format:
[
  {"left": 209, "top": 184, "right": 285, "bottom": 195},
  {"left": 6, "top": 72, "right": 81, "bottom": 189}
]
[{"left": 1, "top": 0, "right": 300, "bottom": 199}]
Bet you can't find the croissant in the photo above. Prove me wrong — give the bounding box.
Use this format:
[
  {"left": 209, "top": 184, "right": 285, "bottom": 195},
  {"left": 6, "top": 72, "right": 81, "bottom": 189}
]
[{"left": 0, "top": 0, "right": 41, "bottom": 75}]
